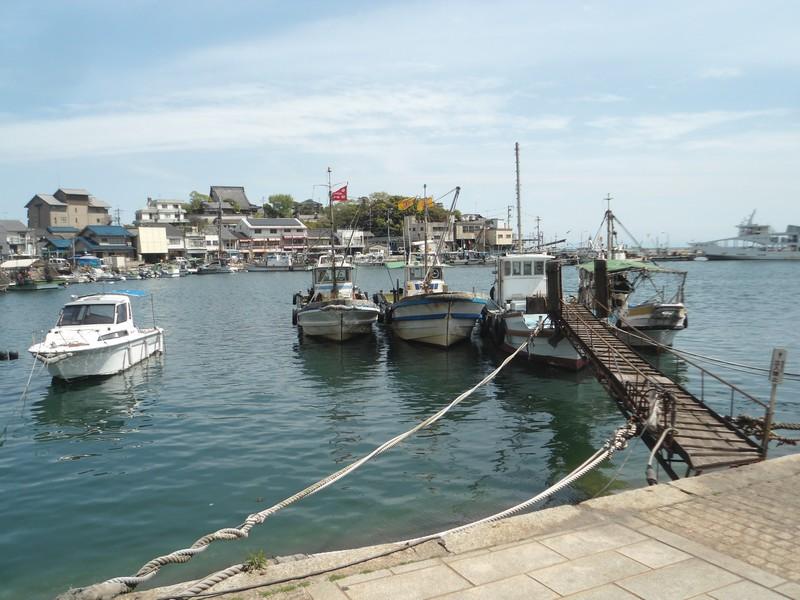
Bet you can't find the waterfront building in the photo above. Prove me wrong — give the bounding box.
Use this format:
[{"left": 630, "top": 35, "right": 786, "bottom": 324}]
[
  {"left": 134, "top": 198, "right": 188, "bottom": 226},
  {"left": 404, "top": 215, "right": 454, "bottom": 249},
  {"left": 0, "top": 220, "right": 36, "bottom": 259},
  {"left": 73, "top": 225, "right": 136, "bottom": 268},
  {"left": 234, "top": 217, "right": 308, "bottom": 259},
  {"left": 294, "top": 199, "right": 323, "bottom": 220},
  {"left": 25, "top": 188, "right": 112, "bottom": 231},
  {"left": 133, "top": 224, "right": 187, "bottom": 263},
  {"left": 202, "top": 224, "right": 239, "bottom": 259}
]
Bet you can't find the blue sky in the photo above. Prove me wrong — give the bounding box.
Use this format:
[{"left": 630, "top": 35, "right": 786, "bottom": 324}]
[{"left": 0, "top": 0, "right": 798, "bottom": 245}]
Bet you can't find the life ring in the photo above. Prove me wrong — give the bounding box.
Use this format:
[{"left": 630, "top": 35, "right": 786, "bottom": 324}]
[{"left": 430, "top": 267, "right": 442, "bottom": 279}]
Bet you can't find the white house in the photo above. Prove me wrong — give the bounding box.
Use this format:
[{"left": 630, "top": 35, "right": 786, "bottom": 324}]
[
  {"left": 134, "top": 198, "right": 188, "bottom": 225},
  {"left": 235, "top": 217, "right": 308, "bottom": 256}
]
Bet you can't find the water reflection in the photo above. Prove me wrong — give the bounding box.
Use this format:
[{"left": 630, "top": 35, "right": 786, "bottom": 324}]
[{"left": 30, "top": 359, "right": 160, "bottom": 442}]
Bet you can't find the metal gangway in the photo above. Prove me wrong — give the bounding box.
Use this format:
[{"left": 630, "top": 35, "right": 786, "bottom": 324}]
[{"left": 555, "top": 300, "right": 763, "bottom": 478}]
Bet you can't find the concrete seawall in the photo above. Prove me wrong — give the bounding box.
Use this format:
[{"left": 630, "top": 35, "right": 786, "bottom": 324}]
[{"left": 130, "top": 454, "right": 800, "bottom": 599}]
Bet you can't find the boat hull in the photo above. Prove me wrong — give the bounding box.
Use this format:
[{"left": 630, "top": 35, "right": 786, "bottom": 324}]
[
  {"left": 616, "top": 302, "right": 687, "bottom": 349},
  {"left": 389, "top": 293, "right": 486, "bottom": 347},
  {"left": 30, "top": 328, "right": 164, "bottom": 380},
  {"left": 487, "top": 312, "right": 587, "bottom": 370},
  {"left": 296, "top": 300, "right": 379, "bottom": 341}
]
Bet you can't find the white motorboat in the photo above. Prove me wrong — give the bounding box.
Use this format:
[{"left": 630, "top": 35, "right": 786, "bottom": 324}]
[
  {"left": 386, "top": 258, "right": 486, "bottom": 347},
  {"left": 247, "top": 251, "right": 294, "bottom": 272},
  {"left": 483, "top": 253, "right": 586, "bottom": 369},
  {"left": 196, "top": 260, "right": 235, "bottom": 274},
  {"left": 293, "top": 254, "right": 379, "bottom": 341},
  {"left": 692, "top": 210, "right": 800, "bottom": 260},
  {"left": 578, "top": 259, "right": 688, "bottom": 348},
  {"left": 28, "top": 292, "right": 164, "bottom": 380}
]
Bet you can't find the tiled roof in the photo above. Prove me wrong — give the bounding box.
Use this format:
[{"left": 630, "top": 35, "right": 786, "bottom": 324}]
[
  {"left": 209, "top": 186, "right": 256, "bottom": 209},
  {"left": 83, "top": 225, "right": 133, "bottom": 237},
  {"left": 26, "top": 194, "right": 65, "bottom": 207},
  {"left": 47, "top": 226, "right": 80, "bottom": 233},
  {"left": 0, "top": 219, "right": 28, "bottom": 231},
  {"left": 245, "top": 218, "right": 305, "bottom": 227}
]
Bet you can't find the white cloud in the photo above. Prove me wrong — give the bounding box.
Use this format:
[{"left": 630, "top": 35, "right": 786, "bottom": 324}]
[{"left": 699, "top": 67, "right": 743, "bottom": 80}]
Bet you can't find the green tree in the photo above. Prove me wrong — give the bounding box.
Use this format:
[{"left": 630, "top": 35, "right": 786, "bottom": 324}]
[
  {"left": 268, "top": 194, "right": 296, "bottom": 218},
  {"left": 186, "top": 190, "right": 210, "bottom": 213}
]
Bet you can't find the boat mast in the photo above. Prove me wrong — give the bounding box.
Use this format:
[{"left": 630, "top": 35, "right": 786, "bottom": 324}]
[
  {"left": 328, "top": 167, "right": 338, "bottom": 296},
  {"left": 515, "top": 142, "right": 523, "bottom": 253},
  {"left": 605, "top": 193, "right": 613, "bottom": 259},
  {"left": 423, "top": 183, "right": 429, "bottom": 276}
]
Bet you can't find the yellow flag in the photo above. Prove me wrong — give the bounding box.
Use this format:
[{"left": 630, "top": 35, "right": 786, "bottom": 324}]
[
  {"left": 415, "top": 197, "right": 434, "bottom": 211},
  {"left": 397, "top": 197, "right": 415, "bottom": 210}
]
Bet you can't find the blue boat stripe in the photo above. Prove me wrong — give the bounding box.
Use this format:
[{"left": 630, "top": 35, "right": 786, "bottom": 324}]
[
  {"left": 394, "top": 297, "right": 486, "bottom": 308},
  {"left": 392, "top": 313, "right": 480, "bottom": 322}
]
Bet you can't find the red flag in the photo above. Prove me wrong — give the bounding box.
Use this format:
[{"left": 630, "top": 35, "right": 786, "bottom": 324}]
[{"left": 331, "top": 185, "right": 348, "bottom": 202}]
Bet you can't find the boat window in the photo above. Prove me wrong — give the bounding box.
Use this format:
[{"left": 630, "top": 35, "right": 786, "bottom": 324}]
[
  {"left": 534, "top": 261, "right": 544, "bottom": 275},
  {"left": 58, "top": 304, "right": 116, "bottom": 326},
  {"left": 116, "top": 303, "right": 129, "bottom": 323},
  {"left": 335, "top": 268, "right": 349, "bottom": 281},
  {"left": 503, "top": 262, "right": 511, "bottom": 276},
  {"left": 523, "top": 261, "right": 532, "bottom": 275},
  {"left": 316, "top": 269, "right": 332, "bottom": 283},
  {"left": 512, "top": 261, "right": 521, "bottom": 275}
]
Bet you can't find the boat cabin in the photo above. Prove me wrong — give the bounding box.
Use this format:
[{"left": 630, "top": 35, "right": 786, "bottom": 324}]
[
  {"left": 403, "top": 263, "right": 446, "bottom": 296},
  {"left": 57, "top": 294, "right": 134, "bottom": 329},
  {"left": 493, "top": 253, "right": 552, "bottom": 311},
  {"left": 308, "top": 254, "right": 359, "bottom": 300}
]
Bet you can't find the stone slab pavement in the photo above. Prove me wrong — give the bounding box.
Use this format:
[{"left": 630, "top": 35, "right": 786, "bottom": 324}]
[{"left": 128, "top": 454, "right": 800, "bottom": 600}]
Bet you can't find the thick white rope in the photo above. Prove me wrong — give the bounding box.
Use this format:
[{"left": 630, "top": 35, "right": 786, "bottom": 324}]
[
  {"left": 167, "top": 420, "right": 638, "bottom": 600},
  {"left": 63, "top": 327, "right": 540, "bottom": 600}
]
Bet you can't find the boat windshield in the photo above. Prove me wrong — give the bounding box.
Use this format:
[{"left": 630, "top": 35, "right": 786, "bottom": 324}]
[
  {"left": 315, "top": 268, "right": 350, "bottom": 283},
  {"left": 58, "top": 303, "right": 118, "bottom": 326}
]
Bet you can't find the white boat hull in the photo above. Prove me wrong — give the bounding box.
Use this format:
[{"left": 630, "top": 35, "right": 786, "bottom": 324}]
[
  {"left": 616, "top": 302, "right": 687, "bottom": 348},
  {"left": 30, "top": 328, "right": 164, "bottom": 380},
  {"left": 487, "top": 312, "right": 586, "bottom": 370},
  {"left": 297, "top": 300, "right": 379, "bottom": 341},
  {"left": 390, "top": 293, "right": 486, "bottom": 347}
]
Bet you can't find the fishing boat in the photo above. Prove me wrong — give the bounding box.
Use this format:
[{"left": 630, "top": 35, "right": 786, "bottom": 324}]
[
  {"left": 381, "top": 186, "right": 486, "bottom": 347},
  {"left": 292, "top": 168, "right": 380, "bottom": 341},
  {"left": 692, "top": 210, "right": 800, "bottom": 260},
  {"left": 481, "top": 144, "right": 584, "bottom": 368},
  {"left": 578, "top": 259, "right": 688, "bottom": 348},
  {"left": 293, "top": 253, "right": 379, "bottom": 341},
  {"left": 28, "top": 291, "right": 164, "bottom": 380},
  {"left": 483, "top": 253, "right": 586, "bottom": 369},
  {"left": 578, "top": 196, "right": 689, "bottom": 348},
  {"left": 385, "top": 257, "right": 486, "bottom": 347},
  {"left": 1, "top": 258, "right": 66, "bottom": 290}
]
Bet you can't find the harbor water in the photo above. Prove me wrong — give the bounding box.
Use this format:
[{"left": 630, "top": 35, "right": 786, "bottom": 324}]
[{"left": 1, "top": 261, "right": 798, "bottom": 599}]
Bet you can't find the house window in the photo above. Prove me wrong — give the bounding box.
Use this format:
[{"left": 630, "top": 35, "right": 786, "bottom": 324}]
[
  {"left": 270, "top": 229, "right": 277, "bottom": 234},
  {"left": 255, "top": 229, "right": 262, "bottom": 234}
]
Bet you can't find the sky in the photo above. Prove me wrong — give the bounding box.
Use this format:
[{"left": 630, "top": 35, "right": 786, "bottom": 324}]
[{"left": 0, "top": 0, "right": 798, "bottom": 246}]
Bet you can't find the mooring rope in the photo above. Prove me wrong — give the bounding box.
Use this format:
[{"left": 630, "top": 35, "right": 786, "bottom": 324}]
[{"left": 61, "top": 327, "right": 541, "bottom": 600}]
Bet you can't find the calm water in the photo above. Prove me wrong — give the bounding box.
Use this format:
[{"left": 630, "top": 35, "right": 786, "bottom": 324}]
[{"left": 1, "top": 261, "right": 798, "bottom": 598}]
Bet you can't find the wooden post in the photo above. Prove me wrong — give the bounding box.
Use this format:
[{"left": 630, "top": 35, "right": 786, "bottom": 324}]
[
  {"left": 546, "top": 260, "right": 562, "bottom": 318},
  {"left": 594, "top": 259, "right": 609, "bottom": 318}
]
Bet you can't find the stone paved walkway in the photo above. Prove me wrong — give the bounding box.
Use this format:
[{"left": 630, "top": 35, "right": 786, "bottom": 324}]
[{"left": 131, "top": 454, "right": 800, "bottom": 600}]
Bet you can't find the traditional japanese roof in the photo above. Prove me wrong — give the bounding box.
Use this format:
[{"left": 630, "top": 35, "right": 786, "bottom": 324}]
[
  {"left": 75, "top": 237, "right": 134, "bottom": 252},
  {"left": 88, "top": 197, "right": 110, "bottom": 208},
  {"left": 45, "top": 238, "right": 74, "bottom": 249},
  {"left": 0, "top": 220, "right": 28, "bottom": 231},
  {"left": 26, "top": 194, "right": 65, "bottom": 208},
  {"left": 46, "top": 226, "right": 80, "bottom": 233},
  {"left": 245, "top": 218, "right": 305, "bottom": 227},
  {"left": 209, "top": 186, "right": 256, "bottom": 210},
  {"left": 57, "top": 188, "right": 90, "bottom": 196},
  {"left": 83, "top": 225, "right": 134, "bottom": 237}
]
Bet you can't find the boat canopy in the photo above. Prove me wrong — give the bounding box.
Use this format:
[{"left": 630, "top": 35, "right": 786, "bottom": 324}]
[
  {"left": 578, "top": 259, "right": 672, "bottom": 274},
  {"left": 0, "top": 258, "right": 39, "bottom": 269}
]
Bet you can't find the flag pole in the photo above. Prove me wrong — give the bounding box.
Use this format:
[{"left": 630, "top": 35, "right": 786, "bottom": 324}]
[{"left": 328, "top": 167, "right": 337, "bottom": 297}]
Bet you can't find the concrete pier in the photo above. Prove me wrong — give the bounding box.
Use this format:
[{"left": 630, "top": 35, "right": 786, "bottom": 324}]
[{"left": 131, "top": 454, "right": 800, "bottom": 600}]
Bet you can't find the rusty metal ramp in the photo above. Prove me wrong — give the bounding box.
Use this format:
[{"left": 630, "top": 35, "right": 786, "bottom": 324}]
[{"left": 557, "top": 302, "right": 763, "bottom": 477}]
